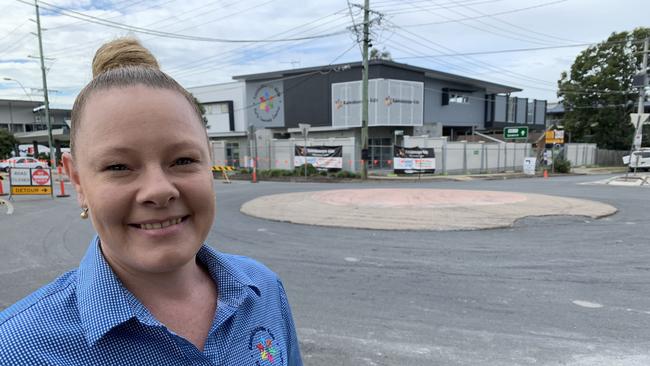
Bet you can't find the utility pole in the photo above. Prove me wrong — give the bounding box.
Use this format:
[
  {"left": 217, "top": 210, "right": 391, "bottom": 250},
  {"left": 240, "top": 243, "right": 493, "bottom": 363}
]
[
  {"left": 634, "top": 37, "right": 649, "bottom": 150},
  {"left": 360, "top": 0, "right": 370, "bottom": 180},
  {"left": 626, "top": 37, "right": 649, "bottom": 177},
  {"left": 35, "top": 0, "right": 54, "bottom": 168}
]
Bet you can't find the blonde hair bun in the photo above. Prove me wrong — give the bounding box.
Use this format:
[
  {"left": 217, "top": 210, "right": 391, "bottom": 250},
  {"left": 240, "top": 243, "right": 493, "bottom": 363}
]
[{"left": 91, "top": 37, "right": 160, "bottom": 78}]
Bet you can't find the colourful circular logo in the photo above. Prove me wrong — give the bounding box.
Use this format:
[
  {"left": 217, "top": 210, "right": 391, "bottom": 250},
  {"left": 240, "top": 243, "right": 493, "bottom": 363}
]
[
  {"left": 253, "top": 85, "right": 282, "bottom": 123},
  {"left": 248, "top": 326, "right": 283, "bottom": 365}
]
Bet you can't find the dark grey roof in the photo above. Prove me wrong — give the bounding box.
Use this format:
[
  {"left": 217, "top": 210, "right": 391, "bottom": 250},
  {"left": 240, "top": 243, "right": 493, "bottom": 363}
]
[{"left": 233, "top": 59, "right": 522, "bottom": 94}]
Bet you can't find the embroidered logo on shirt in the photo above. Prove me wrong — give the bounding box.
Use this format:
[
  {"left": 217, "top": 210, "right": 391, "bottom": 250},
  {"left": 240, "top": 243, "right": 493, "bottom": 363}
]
[{"left": 249, "top": 326, "right": 284, "bottom": 365}]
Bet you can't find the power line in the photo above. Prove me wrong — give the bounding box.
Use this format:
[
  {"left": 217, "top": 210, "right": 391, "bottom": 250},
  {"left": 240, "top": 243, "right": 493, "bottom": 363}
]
[
  {"left": 396, "top": 0, "right": 554, "bottom": 46},
  {"left": 449, "top": 0, "right": 585, "bottom": 44},
  {"left": 398, "top": 0, "right": 570, "bottom": 28},
  {"left": 16, "top": 0, "right": 348, "bottom": 43},
  {"left": 168, "top": 11, "right": 351, "bottom": 78},
  {"left": 46, "top": 0, "right": 271, "bottom": 57},
  {"left": 392, "top": 43, "right": 600, "bottom": 58}
]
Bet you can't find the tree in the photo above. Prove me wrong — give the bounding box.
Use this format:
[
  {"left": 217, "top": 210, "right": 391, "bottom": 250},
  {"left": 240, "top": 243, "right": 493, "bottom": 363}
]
[
  {"left": 190, "top": 94, "right": 209, "bottom": 127},
  {"left": 370, "top": 47, "right": 392, "bottom": 61},
  {"left": 557, "top": 27, "right": 650, "bottom": 150},
  {"left": 0, "top": 129, "right": 18, "bottom": 159}
]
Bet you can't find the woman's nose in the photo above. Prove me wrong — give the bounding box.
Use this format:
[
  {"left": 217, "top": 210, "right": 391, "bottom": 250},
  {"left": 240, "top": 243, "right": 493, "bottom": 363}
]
[{"left": 135, "top": 167, "right": 180, "bottom": 207}]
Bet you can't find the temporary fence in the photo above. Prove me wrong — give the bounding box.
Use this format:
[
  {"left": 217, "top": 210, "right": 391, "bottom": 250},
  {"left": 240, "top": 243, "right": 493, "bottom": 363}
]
[
  {"left": 594, "top": 149, "right": 627, "bottom": 166},
  {"left": 209, "top": 135, "right": 626, "bottom": 175}
]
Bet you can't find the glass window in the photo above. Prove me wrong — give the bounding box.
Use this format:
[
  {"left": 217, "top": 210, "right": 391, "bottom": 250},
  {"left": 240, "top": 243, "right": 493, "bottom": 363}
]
[{"left": 449, "top": 93, "right": 469, "bottom": 104}]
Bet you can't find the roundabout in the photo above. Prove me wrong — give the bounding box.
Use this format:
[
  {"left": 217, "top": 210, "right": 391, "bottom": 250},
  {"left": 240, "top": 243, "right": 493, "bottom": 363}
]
[{"left": 240, "top": 188, "right": 617, "bottom": 231}]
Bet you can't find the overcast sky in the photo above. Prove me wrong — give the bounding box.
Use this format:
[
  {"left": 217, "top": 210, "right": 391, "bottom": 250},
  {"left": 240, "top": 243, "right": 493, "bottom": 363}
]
[{"left": 0, "top": 0, "right": 647, "bottom": 108}]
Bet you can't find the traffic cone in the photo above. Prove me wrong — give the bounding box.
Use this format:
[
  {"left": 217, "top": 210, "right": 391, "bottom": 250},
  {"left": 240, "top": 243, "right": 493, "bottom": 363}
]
[
  {"left": 543, "top": 169, "right": 548, "bottom": 179},
  {"left": 0, "top": 175, "right": 6, "bottom": 196},
  {"left": 56, "top": 166, "right": 70, "bottom": 198}
]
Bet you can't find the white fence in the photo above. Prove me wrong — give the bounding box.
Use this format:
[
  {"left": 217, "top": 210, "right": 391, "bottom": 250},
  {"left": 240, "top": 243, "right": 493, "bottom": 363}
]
[{"left": 212, "top": 136, "right": 600, "bottom": 174}]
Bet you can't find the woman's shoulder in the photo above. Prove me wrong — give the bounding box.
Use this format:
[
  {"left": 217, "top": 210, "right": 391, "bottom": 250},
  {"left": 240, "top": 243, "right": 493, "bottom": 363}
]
[
  {"left": 0, "top": 269, "right": 79, "bottom": 333},
  {"left": 219, "top": 253, "right": 279, "bottom": 282}
]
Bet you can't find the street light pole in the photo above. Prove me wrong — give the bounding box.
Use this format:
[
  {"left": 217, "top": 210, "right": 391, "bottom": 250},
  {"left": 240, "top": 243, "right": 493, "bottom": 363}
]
[
  {"left": 2, "top": 78, "right": 32, "bottom": 101},
  {"left": 35, "top": 0, "right": 55, "bottom": 168}
]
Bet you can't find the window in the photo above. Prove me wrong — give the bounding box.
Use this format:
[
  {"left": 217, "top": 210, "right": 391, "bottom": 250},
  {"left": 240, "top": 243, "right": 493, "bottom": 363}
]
[{"left": 449, "top": 93, "right": 470, "bottom": 104}]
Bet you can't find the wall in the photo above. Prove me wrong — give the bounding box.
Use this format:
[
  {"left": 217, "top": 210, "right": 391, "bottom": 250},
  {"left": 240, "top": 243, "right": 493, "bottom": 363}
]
[
  {"left": 189, "top": 82, "right": 246, "bottom": 133},
  {"left": 423, "top": 78, "right": 486, "bottom": 128}
]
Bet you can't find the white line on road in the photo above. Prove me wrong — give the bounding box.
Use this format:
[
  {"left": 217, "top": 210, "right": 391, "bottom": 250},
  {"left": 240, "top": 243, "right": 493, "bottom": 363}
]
[{"left": 572, "top": 300, "right": 603, "bottom": 309}]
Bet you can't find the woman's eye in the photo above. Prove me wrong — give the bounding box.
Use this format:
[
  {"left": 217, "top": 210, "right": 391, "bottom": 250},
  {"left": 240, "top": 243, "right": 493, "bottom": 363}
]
[
  {"left": 105, "top": 164, "right": 128, "bottom": 171},
  {"left": 175, "top": 157, "right": 197, "bottom": 166}
]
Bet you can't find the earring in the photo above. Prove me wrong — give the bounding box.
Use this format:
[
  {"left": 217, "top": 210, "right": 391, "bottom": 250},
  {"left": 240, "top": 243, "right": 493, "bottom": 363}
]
[{"left": 80, "top": 207, "right": 89, "bottom": 219}]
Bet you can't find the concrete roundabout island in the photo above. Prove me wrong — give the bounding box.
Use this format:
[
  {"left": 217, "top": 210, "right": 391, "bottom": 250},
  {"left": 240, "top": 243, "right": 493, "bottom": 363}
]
[{"left": 240, "top": 189, "right": 617, "bottom": 231}]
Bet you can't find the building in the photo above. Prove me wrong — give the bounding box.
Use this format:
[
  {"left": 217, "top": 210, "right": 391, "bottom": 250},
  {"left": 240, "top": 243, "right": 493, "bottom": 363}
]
[
  {"left": 188, "top": 60, "right": 547, "bottom": 170},
  {"left": 0, "top": 99, "right": 71, "bottom": 158}
]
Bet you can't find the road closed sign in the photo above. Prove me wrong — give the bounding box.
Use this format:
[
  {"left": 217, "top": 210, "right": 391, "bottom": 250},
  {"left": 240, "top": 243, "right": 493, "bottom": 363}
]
[
  {"left": 9, "top": 167, "right": 53, "bottom": 196},
  {"left": 32, "top": 169, "right": 51, "bottom": 185}
]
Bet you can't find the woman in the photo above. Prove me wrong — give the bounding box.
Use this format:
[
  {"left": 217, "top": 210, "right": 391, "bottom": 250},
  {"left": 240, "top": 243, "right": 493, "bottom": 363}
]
[{"left": 0, "top": 38, "right": 302, "bottom": 365}]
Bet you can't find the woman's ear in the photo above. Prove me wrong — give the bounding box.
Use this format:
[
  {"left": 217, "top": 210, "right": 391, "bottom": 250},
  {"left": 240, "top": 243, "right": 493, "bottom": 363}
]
[{"left": 62, "top": 152, "right": 85, "bottom": 207}]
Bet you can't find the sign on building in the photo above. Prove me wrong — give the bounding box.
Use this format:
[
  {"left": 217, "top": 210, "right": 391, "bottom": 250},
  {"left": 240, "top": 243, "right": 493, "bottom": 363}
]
[
  {"left": 393, "top": 146, "right": 435, "bottom": 173},
  {"left": 9, "top": 168, "right": 53, "bottom": 196},
  {"left": 503, "top": 127, "right": 528, "bottom": 139},
  {"left": 246, "top": 80, "right": 285, "bottom": 128},
  {"left": 332, "top": 79, "right": 424, "bottom": 127},
  {"left": 294, "top": 145, "right": 343, "bottom": 169},
  {"left": 545, "top": 130, "right": 564, "bottom": 144}
]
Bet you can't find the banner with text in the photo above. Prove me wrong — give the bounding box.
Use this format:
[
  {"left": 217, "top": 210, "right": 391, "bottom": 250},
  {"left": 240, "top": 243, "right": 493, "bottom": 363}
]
[
  {"left": 393, "top": 146, "right": 436, "bottom": 173},
  {"left": 294, "top": 145, "right": 343, "bottom": 169}
]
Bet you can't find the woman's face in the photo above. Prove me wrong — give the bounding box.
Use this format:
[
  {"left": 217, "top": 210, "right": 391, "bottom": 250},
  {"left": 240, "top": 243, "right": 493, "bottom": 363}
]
[{"left": 63, "top": 85, "right": 215, "bottom": 275}]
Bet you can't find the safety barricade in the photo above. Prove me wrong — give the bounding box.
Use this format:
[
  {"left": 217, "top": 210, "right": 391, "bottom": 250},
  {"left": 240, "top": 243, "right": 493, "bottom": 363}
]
[{"left": 211, "top": 165, "right": 235, "bottom": 184}]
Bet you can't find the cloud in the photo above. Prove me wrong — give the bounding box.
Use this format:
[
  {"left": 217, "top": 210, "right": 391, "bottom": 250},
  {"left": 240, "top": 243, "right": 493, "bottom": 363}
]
[{"left": 0, "top": 0, "right": 647, "bottom": 107}]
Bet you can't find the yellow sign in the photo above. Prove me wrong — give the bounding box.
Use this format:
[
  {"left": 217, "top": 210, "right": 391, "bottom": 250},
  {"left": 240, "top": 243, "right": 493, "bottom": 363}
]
[
  {"left": 545, "top": 130, "right": 565, "bottom": 144},
  {"left": 11, "top": 186, "right": 52, "bottom": 195}
]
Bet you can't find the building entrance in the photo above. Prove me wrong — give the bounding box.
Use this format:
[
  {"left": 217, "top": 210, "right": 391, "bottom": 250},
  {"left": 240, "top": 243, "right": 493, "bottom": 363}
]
[{"left": 368, "top": 138, "right": 392, "bottom": 170}]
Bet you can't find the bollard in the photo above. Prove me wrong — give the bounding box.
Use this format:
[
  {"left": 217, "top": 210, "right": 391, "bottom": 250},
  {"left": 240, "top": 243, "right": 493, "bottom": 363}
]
[{"left": 56, "top": 166, "right": 70, "bottom": 198}]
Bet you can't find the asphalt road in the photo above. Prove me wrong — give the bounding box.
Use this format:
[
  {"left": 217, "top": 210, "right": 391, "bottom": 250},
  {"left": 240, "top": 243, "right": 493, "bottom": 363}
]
[{"left": 1, "top": 174, "right": 649, "bottom": 365}]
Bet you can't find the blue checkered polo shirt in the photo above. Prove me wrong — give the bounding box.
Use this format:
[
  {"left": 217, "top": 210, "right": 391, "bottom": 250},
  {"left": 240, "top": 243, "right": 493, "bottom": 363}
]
[{"left": 0, "top": 236, "right": 302, "bottom": 365}]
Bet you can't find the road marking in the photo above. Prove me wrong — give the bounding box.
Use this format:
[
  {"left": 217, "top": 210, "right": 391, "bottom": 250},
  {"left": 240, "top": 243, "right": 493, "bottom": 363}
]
[
  {"left": 344, "top": 257, "right": 359, "bottom": 263},
  {"left": 0, "top": 199, "right": 14, "bottom": 215},
  {"left": 257, "top": 228, "right": 267, "bottom": 232},
  {"left": 573, "top": 300, "right": 603, "bottom": 309}
]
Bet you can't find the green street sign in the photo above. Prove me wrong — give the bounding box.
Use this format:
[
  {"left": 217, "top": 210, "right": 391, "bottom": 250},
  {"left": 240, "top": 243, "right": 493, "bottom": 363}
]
[{"left": 503, "top": 127, "right": 528, "bottom": 139}]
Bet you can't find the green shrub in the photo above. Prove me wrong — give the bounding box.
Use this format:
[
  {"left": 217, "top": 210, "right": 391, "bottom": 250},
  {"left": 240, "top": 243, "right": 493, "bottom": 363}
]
[
  {"left": 335, "top": 170, "right": 359, "bottom": 179},
  {"left": 553, "top": 157, "right": 571, "bottom": 173},
  {"left": 294, "top": 163, "right": 319, "bottom": 176}
]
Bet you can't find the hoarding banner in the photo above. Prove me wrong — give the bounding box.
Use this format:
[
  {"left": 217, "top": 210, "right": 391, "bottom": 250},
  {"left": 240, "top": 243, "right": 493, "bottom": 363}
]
[
  {"left": 393, "top": 146, "right": 436, "bottom": 172},
  {"left": 294, "top": 145, "right": 343, "bottom": 169}
]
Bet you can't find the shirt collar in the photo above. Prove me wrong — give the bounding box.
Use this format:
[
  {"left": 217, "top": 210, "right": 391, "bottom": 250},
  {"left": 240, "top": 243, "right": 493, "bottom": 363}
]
[{"left": 76, "top": 235, "right": 261, "bottom": 346}]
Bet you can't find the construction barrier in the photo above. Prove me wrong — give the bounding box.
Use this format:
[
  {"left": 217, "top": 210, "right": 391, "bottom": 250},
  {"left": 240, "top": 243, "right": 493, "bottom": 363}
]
[
  {"left": 8, "top": 167, "right": 53, "bottom": 197},
  {"left": 211, "top": 166, "right": 235, "bottom": 172},
  {"left": 211, "top": 165, "right": 234, "bottom": 183}
]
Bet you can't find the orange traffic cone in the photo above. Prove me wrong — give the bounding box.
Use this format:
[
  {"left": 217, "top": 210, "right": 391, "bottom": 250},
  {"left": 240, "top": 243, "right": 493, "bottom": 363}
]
[{"left": 543, "top": 169, "right": 548, "bottom": 179}]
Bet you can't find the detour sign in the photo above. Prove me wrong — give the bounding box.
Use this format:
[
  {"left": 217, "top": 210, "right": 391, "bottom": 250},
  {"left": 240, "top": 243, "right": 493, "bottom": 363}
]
[{"left": 9, "top": 168, "right": 53, "bottom": 196}]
